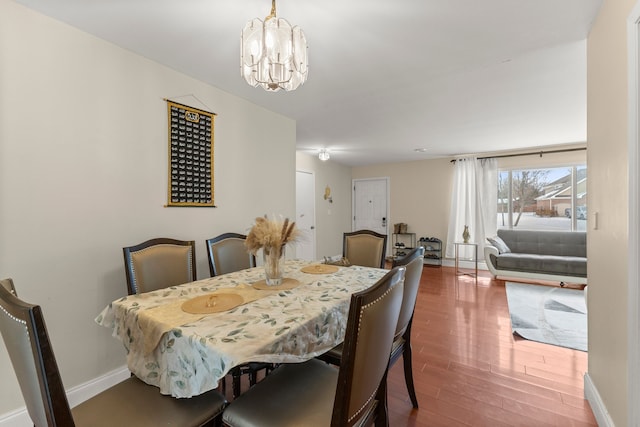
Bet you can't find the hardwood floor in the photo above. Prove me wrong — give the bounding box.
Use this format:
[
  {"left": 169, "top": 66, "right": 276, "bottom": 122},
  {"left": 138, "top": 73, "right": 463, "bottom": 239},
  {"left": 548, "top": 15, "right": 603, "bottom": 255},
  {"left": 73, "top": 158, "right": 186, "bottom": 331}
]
[
  {"left": 386, "top": 265, "right": 595, "bottom": 426},
  {"left": 222, "top": 265, "right": 595, "bottom": 426}
]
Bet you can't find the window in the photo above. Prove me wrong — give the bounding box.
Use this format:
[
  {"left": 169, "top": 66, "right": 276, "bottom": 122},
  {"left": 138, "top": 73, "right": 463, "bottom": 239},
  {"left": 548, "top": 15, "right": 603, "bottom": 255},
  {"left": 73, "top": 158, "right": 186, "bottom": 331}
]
[{"left": 497, "top": 165, "right": 587, "bottom": 231}]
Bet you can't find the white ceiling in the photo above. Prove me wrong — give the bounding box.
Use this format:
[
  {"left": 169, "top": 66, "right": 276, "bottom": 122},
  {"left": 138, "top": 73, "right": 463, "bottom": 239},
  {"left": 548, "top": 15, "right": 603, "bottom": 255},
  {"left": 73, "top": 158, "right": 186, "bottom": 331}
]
[{"left": 15, "top": 0, "right": 602, "bottom": 166}]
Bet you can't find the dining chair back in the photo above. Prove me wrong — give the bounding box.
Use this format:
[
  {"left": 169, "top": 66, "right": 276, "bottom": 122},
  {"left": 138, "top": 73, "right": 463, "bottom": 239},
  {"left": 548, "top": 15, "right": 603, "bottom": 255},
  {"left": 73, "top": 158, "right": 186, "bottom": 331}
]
[
  {"left": 0, "top": 277, "right": 16, "bottom": 295},
  {"left": 392, "top": 246, "right": 425, "bottom": 338},
  {"left": 222, "top": 266, "right": 405, "bottom": 427},
  {"left": 0, "top": 279, "right": 226, "bottom": 427},
  {"left": 123, "top": 238, "right": 196, "bottom": 295},
  {"left": 206, "top": 233, "right": 256, "bottom": 277},
  {"left": 343, "top": 229, "right": 388, "bottom": 268},
  {"left": 390, "top": 245, "right": 425, "bottom": 407},
  {"left": 318, "top": 245, "right": 425, "bottom": 408},
  {"left": 332, "top": 265, "right": 405, "bottom": 425}
]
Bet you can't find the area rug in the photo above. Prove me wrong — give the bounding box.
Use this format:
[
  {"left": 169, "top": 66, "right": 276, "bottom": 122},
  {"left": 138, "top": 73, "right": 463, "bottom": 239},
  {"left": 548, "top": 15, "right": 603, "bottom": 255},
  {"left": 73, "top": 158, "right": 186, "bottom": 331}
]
[{"left": 505, "top": 282, "right": 587, "bottom": 351}]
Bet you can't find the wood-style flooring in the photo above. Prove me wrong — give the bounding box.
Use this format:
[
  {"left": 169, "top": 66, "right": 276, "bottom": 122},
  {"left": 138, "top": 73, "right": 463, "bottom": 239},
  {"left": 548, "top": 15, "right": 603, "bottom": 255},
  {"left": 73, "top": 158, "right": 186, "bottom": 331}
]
[
  {"left": 386, "top": 266, "right": 595, "bottom": 426},
  {"left": 223, "top": 265, "right": 595, "bottom": 426}
]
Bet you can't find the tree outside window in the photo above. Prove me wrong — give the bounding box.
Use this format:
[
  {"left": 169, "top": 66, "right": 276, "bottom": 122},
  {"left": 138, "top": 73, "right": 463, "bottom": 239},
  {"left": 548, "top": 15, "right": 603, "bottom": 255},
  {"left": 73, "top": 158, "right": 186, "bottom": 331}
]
[{"left": 498, "top": 166, "right": 587, "bottom": 231}]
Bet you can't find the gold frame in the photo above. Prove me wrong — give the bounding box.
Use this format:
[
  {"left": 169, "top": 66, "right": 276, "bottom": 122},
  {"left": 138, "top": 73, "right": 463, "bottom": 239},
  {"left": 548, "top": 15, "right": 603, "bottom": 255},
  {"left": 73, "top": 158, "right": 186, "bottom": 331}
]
[{"left": 166, "top": 101, "right": 216, "bottom": 207}]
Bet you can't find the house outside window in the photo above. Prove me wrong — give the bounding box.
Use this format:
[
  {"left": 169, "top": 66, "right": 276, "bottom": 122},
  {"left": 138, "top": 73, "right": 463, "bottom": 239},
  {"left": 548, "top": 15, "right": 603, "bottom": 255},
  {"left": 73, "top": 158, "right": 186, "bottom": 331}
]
[{"left": 497, "top": 165, "right": 587, "bottom": 231}]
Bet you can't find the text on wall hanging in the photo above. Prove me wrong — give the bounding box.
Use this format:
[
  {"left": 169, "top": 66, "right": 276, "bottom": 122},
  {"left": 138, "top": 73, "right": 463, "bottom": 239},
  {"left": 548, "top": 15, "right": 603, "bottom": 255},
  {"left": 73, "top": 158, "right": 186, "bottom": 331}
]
[{"left": 166, "top": 100, "right": 216, "bottom": 207}]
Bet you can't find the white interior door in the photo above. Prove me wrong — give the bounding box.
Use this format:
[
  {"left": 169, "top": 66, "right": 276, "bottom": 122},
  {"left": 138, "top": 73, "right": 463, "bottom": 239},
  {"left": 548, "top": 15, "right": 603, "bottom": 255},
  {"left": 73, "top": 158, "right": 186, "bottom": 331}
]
[
  {"left": 296, "top": 170, "right": 316, "bottom": 260},
  {"left": 353, "top": 178, "right": 389, "bottom": 235}
]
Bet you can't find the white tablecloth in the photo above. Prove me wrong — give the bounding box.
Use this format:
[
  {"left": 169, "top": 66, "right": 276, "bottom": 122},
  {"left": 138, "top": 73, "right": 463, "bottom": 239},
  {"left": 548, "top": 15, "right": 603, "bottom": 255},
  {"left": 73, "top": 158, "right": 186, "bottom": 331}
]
[{"left": 96, "top": 259, "right": 387, "bottom": 397}]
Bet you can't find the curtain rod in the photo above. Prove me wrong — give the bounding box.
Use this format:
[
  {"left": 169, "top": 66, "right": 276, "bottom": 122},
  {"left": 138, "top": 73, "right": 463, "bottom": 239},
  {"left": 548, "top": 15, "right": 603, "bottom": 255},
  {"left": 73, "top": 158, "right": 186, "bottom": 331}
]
[{"left": 450, "top": 147, "right": 586, "bottom": 163}]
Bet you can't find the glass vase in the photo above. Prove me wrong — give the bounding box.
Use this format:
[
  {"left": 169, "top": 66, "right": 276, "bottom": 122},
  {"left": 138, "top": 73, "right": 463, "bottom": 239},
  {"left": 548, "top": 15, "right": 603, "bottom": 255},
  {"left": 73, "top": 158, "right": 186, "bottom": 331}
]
[{"left": 263, "top": 245, "right": 285, "bottom": 286}]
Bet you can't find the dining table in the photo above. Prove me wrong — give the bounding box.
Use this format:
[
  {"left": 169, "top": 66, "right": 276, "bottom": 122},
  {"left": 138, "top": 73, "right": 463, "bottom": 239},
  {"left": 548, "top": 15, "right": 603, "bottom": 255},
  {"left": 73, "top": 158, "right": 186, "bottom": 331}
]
[{"left": 95, "top": 259, "right": 388, "bottom": 398}]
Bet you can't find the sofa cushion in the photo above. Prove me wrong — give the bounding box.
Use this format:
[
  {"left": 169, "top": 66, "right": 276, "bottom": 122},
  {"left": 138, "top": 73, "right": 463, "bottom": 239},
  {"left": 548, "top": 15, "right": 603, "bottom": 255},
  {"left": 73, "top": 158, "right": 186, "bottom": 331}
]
[
  {"left": 495, "top": 253, "right": 587, "bottom": 277},
  {"left": 497, "top": 229, "right": 586, "bottom": 257},
  {"left": 486, "top": 236, "right": 511, "bottom": 254}
]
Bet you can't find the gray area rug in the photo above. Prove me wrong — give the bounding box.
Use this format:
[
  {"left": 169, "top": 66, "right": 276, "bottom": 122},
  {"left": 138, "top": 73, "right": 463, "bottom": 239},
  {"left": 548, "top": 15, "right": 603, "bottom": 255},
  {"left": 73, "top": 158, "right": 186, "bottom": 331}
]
[{"left": 505, "top": 282, "right": 587, "bottom": 352}]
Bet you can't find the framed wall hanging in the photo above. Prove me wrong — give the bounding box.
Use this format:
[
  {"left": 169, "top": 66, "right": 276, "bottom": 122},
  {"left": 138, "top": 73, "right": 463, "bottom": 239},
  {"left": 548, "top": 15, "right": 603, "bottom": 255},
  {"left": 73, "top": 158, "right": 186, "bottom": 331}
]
[{"left": 166, "top": 100, "right": 216, "bottom": 207}]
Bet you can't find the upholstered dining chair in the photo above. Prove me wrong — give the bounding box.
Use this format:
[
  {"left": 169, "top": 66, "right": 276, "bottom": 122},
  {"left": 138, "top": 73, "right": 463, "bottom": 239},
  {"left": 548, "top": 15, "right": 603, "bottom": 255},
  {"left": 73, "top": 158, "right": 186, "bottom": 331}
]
[
  {"left": 318, "top": 246, "right": 425, "bottom": 408},
  {"left": 123, "top": 238, "right": 196, "bottom": 295},
  {"left": 343, "top": 229, "right": 388, "bottom": 268},
  {"left": 222, "top": 266, "right": 406, "bottom": 427},
  {"left": 205, "top": 232, "right": 269, "bottom": 398},
  {"left": 0, "top": 277, "right": 16, "bottom": 295},
  {"left": 0, "top": 279, "right": 227, "bottom": 427},
  {"left": 205, "top": 233, "right": 256, "bottom": 277}
]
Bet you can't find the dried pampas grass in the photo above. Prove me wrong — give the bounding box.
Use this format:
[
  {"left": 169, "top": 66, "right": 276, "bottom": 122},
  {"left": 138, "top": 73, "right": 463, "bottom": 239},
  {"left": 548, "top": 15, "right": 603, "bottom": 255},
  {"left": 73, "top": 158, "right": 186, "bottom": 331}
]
[{"left": 245, "top": 215, "right": 301, "bottom": 256}]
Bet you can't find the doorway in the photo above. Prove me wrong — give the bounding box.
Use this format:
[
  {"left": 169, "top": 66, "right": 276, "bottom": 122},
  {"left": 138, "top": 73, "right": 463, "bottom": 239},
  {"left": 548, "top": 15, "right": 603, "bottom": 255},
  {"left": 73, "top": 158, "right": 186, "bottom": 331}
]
[
  {"left": 352, "top": 177, "right": 389, "bottom": 236},
  {"left": 296, "top": 170, "right": 316, "bottom": 261}
]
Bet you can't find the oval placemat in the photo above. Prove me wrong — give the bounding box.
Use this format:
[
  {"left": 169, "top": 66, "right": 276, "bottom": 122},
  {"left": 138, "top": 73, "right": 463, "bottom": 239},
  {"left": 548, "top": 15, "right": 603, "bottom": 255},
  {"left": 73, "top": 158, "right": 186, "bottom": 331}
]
[
  {"left": 181, "top": 293, "right": 244, "bottom": 314},
  {"left": 300, "top": 264, "right": 339, "bottom": 274},
  {"left": 252, "top": 277, "right": 301, "bottom": 290}
]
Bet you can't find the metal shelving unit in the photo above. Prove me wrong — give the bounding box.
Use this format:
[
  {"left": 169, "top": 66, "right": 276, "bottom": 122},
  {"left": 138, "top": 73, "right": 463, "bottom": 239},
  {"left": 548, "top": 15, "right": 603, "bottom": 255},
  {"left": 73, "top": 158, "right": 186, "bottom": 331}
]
[
  {"left": 419, "top": 237, "right": 442, "bottom": 266},
  {"left": 392, "top": 233, "right": 416, "bottom": 258}
]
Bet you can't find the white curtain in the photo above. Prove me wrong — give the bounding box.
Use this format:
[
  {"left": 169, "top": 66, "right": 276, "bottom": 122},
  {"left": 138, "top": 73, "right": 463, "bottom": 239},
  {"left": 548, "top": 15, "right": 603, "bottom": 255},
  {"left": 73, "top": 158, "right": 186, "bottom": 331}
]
[{"left": 445, "top": 157, "right": 498, "bottom": 260}]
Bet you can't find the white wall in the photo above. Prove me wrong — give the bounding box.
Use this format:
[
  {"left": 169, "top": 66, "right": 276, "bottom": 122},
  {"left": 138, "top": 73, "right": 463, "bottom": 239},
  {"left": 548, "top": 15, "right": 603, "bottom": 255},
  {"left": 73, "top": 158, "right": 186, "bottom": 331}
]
[
  {"left": 296, "top": 152, "right": 353, "bottom": 258},
  {"left": 353, "top": 158, "right": 453, "bottom": 249},
  {"left": 0, "top": 1, "right": 296, "bottom": 417},
  {"left": 586, "top": 0, "right": 635, "bottom": 425}
]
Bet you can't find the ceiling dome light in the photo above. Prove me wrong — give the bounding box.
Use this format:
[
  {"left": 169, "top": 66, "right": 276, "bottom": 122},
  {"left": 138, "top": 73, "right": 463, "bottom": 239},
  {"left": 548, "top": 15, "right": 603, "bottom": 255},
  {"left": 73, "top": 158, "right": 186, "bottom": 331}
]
[
  {"left": 241, "top": 0, "right": 308, "bottom": 92},
  {"left": 318, "top": 149, "right": 330, "bottom": 161}
]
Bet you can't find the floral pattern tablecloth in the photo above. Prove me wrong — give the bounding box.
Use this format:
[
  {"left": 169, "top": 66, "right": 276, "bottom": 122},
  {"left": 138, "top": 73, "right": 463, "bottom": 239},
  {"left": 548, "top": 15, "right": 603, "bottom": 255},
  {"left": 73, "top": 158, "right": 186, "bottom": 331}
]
[{"left": 95, "top": 259, "right": 387, "bottom": 397}]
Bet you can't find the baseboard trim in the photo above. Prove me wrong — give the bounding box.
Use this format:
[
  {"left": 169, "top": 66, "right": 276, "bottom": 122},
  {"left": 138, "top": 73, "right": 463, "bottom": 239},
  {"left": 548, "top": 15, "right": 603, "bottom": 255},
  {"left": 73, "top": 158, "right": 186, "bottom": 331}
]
[
  {"left": 585, "top": 372, "right": 616, "bottom": 427},
  {"left": 441, "top": 259, "right": 488, "bottom": 271},
  {"left": 0, "top": 365, "right": 130, "bottom": 427}
]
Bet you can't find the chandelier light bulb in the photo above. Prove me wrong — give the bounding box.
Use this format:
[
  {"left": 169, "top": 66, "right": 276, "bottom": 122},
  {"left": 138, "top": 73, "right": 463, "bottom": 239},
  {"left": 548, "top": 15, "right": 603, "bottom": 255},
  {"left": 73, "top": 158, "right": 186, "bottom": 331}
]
[{"left": 319, "top": 149, "right": 330, "bottom": 161}]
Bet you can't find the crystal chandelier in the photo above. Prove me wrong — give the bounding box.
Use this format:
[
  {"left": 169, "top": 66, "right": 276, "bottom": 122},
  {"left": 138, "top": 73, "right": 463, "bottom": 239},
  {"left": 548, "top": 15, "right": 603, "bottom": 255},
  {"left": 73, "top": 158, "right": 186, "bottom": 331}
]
[
  {"left": 318, "top": 149, "right": 330, "bottom": 161},
  {"left": 241, "top": 0, "right": 308, "bottom": 92}
]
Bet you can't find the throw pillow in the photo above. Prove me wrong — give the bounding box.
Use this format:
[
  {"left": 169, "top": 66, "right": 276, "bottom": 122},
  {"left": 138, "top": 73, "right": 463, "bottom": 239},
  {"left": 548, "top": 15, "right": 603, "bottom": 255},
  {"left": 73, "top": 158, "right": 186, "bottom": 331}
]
[{"left": 486, "top": 236, "right": 511, "bottom": 254}]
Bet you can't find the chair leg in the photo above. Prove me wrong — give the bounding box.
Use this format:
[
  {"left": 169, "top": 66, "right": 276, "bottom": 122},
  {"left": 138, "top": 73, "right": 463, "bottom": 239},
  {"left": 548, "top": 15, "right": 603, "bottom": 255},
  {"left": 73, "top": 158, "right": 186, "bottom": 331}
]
[
  {"left": 203, "top": 414, "right": 224, "bottom": 427},
  {"left": 376, "top": 373, "right": 390, "bottom": 427},
  {"left": 219, "top": 376, "right": 227, "bottom": 395},
  {"left": 402, "top": 345, "right": 419, "bottom": 408},
  {"left": 231, "top": 367, "right": 241, "bottom": 398},
  {"left": 249, "top": 369, "right": 258, "bottom": 386}
]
